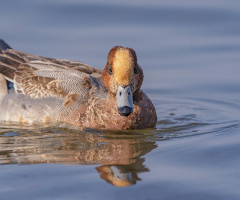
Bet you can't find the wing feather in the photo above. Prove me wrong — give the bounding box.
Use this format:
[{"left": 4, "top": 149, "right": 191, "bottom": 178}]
[{"left": 0, "top": 49, "right": 103, "bottom": 101}]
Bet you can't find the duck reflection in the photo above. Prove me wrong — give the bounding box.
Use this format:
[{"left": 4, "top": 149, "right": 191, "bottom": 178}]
[{"left": 0, "top": 129, "right": 157, "bottom": 187}]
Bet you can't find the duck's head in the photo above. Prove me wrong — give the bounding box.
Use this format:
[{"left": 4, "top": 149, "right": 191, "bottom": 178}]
[{"left": 102, "top": 46, "right": 143, "bottom": 116}]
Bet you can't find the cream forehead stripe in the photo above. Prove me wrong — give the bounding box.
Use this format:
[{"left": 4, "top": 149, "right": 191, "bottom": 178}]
[{"left": 113, "top": 49, "right": 134, "bottom": 86}]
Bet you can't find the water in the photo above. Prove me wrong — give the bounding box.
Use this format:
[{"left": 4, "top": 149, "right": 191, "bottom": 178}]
[{"left": 1, "top": 0, "right": 240, "bottom": 199}]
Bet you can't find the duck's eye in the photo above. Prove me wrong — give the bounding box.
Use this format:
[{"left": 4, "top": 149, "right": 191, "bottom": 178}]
[
  {"left": 134, "top": 66, "right": 138, "bottom": 74},
  {"left": 108, "top": 65, "right": 113, "bottom": 75}
]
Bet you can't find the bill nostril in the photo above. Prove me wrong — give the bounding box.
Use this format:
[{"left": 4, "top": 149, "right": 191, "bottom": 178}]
[{"left": 116, "top": 85, "right": 133, "bottom": 117}]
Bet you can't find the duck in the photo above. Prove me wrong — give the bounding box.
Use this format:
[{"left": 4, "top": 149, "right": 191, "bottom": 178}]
[{"left": 0, "top": 39, "right": 157, "bottom": 130}]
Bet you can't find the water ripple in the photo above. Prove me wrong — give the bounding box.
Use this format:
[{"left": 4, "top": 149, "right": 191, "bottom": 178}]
[{"left": 151, "top": 96, "right": 240, "bottom": 140}]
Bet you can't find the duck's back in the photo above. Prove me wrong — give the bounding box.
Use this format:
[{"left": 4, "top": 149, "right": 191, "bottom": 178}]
[{"left": 0, "top": 40, "right": 106, "bottom": 125}]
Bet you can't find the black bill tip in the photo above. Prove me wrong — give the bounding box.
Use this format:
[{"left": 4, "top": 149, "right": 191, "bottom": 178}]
[{"left": 118, "top": 106, "right": 133, "bottom": 116}]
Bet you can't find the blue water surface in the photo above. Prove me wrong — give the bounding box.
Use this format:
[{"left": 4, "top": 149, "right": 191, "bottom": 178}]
[{"left": 1, "top": 0, "right": 240, "bottom": 199}]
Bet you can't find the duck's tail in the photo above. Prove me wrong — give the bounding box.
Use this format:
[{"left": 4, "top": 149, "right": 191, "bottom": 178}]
[
  {"left": 0, "top": 39, "right": 12, "bottom": 50},
  {"left": 0, "top": 39, "right": 14, "bottom": 91}
]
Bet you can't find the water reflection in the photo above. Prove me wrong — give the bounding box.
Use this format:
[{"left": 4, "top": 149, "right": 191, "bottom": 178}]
[{"left": 0, "top": 128, "right": 157, "bottom": 187}]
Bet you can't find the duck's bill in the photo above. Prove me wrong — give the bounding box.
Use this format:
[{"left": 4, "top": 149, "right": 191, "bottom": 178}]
[{"left": 116, "top": 85, "right": 133, "bottom": 116}]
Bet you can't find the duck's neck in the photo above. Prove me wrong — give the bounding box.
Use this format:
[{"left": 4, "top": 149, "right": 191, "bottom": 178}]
[{"left": 133, "top": 89, "right": 143, "bottom": 103}]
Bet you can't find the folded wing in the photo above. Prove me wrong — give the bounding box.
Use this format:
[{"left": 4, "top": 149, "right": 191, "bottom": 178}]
[{"left": 0, "top": 49, "right": 102, "bottom": 101}]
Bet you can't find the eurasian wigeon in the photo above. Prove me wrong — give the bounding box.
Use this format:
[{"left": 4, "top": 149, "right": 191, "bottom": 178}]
[{"left": 0, "top": 39, "right": 157, "bottom": 130}]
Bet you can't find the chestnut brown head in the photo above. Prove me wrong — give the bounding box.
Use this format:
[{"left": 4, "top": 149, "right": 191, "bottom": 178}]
[{"left": 102, "top": 46, "right": 143, "bottom": 116}]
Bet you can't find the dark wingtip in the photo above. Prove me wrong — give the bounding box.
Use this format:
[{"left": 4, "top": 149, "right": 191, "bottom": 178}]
[{"left": 0, "top": 39, "right": 12, "bottom": 50}]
